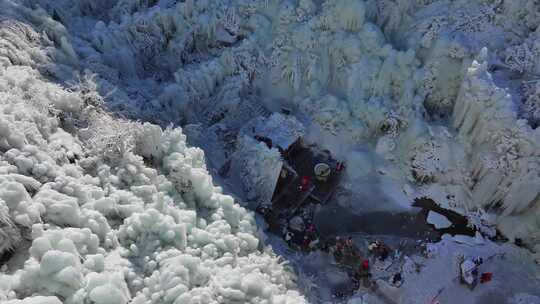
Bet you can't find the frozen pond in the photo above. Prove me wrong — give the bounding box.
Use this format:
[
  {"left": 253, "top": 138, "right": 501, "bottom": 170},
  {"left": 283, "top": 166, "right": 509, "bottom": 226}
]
[{"left": 314, "top": 203, "right": 439, "bottom": 241}]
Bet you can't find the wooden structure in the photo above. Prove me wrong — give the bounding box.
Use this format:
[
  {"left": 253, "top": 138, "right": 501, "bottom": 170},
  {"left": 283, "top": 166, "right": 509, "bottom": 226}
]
[
  {"left": 246, "top": 113, "right": 343, "bottom": 234},
  {"left": 271, "top": 141, "right": 342, "bottom": 207},
  {"left": 258, "top": 137, "right": 343, "bottom": 232}
]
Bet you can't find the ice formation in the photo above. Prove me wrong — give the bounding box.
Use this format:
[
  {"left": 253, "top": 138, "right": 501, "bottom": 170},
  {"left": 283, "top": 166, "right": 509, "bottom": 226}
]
[
  {"left": 0, "top": 72, "right": 305, "bottom": 302},
  {"left": 0, "top": 2, "right": 307, "bottom": 303},
  {"left": 426, "top": 211, "right": 452, "bottom": 230},
  {"left": 1, "top": 0, "right": 540, "bottom": 302}
]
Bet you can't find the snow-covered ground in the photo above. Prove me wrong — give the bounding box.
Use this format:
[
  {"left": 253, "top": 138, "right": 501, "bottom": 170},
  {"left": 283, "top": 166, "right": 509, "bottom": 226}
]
[
  {"left": 1, "top": 0, "right": 540, "bottom": 303},
  {"left": 347, "top": 234, "right": 540, "bottom": 304}
]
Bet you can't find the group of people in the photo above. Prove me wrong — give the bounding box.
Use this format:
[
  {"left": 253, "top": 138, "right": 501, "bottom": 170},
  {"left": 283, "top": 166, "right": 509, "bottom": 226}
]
[
  {"left": 283, "top": 216, "right": 320, "bottom": 252},
  {"left": 367, "top": 240, "right": 392, "bottom": 261},
  {"left": 322, "top": 236, "right": 372, "bottom": 295},
  {"left": 331, "top": 237, "right": 406, "bottom": 291},
  {"left": 281, "top": 221, "right": 409, "bottom": 297}
]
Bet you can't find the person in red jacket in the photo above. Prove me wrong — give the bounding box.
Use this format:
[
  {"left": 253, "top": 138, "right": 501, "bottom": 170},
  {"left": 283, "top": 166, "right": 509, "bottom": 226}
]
[
  {"left": 357, "top": 259, "right": 371, "bottom": 287},
  {"left": 480, "top": 272, "right": 492, "bottom": 283},
  {"left": 361, "top": 259, "right": 370, "bottom": 271},
  {"left": 298, "top": 175, "right": 311, "bottom": 191}
]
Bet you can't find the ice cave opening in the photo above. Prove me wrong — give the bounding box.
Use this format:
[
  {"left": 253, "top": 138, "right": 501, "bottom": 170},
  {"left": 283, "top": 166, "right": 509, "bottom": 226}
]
[{"left": 1, "top": 0, "right": 540, "bottom": 303}]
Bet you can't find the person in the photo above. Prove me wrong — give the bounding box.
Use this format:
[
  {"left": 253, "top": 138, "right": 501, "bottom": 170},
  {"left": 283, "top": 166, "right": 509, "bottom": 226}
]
[
  {"left": 352, "top": 259, "right": 369, "bottom": 277},
  {"left": 368, "top": 241, "right": 378, "bottom": 252},
  {"left": 361, "top": 259, "right": 370, "bottom": 271},
  {"left": 460, "top": 258, "right": 479, "bottom": 289},
  {"left": 335, "top": 236, "right": 345, "bottom": 250},
  {"left": 305, "top": 223, "right": 317, "bottom": 240},
  {"left": 302, "top": 235, "right": 309, "bottom": 247},
  {"left": 369, "top": 240, "right": 391, "bottom": 261},
  {"left": 377, "top": 242, "right": 391, "bottom": 261},
  {"left": 391, "top": 272, "right": 403, "bottom": 287},
  {"left": 342, "top": 237, "right": 354, "bottom": 257},
  {"left": 357, "top": 259, "right": 371, "bottom": 288},
  {"left": 334, "top": 236, "right": 344, "bottom": 260},
  {"left": 346, "top": 237, "right": 353, "bottom": 247},
  {"left": 298, "top": 175, "right": 311, "bottom": 192}
]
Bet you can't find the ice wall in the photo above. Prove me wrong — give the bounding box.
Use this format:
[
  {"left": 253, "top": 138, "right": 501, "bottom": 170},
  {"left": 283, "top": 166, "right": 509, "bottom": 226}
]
[
  {"left": 452, "top": 50, "right": 540, "bottom": 248},
  {"left": 385, "top": 0, "right": 540, "bottom": 253},
  {"left": 0, "top": 2, "right": 307, "bottom": 302}
]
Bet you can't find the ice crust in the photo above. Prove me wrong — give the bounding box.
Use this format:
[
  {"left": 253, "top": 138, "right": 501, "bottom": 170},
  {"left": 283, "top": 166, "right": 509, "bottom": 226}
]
[{"left": 427, "top": 211, "right": 452, "bottom": 229}]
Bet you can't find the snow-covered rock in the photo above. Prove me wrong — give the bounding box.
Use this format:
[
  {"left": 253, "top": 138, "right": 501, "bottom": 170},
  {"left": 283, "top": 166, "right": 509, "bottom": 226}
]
[{"left": 427, "top": 211, "right": 452, "bottom": 229}]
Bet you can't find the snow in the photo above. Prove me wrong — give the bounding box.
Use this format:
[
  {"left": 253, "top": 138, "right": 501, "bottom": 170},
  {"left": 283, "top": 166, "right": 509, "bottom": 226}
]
[
  {"left": 234, "top": 135, "right": 283, "bottom": 203},
  {"left": 371, "top": 235, "right": 540, "bottom": 304},
  {"left": 1, "top": 0, "right": 540, "bottom": 303},
  {"left": 4, "top": 297, "right": 63, "bottom": 304},
  {"left": 427, "top": 211, "right": 452, "bottom": 229},
  {"left": 509, "top": 293, "right": 540, "bottom": 304},
  {"left": 251, "top": 113, "right": 305, "bottom": 152}
]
